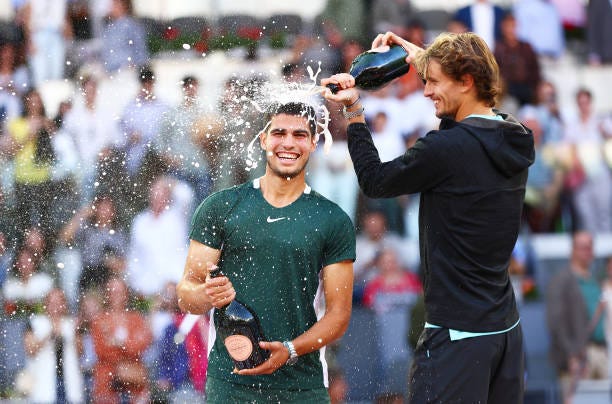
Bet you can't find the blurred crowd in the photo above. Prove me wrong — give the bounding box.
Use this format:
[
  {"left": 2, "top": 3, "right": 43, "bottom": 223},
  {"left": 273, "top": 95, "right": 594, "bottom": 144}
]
[{"left": 0, "top": 0, "right": 611, "bottom": 402}]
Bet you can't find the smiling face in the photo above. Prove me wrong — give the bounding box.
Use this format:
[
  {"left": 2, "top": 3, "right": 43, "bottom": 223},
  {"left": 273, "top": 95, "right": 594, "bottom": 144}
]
[
  {"left": 260, "top": 113, "right": 316, "bottom": 179},
  {"left": 423, "top": 60, "right": 466, "bottom": 120},
  {"left": 414, "top": 33, "right": 499, "bottom": 113}
]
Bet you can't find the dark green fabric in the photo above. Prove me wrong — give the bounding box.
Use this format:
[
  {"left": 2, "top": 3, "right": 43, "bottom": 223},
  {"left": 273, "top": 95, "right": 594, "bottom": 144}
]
[
  {"left": 191, "top": 181, "right": 355, "bottom": 389},
  {"left": 206, "top": 376, "right": 330, "bottom": 403}
]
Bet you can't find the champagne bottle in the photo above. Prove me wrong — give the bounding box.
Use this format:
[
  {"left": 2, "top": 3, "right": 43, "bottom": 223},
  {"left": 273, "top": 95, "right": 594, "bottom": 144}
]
[
  {"left": 210, "top": 266, "right": 270, "bottom": 370},
  {"left": 327, "top": 45, "right": 410, "bottom": 94}
]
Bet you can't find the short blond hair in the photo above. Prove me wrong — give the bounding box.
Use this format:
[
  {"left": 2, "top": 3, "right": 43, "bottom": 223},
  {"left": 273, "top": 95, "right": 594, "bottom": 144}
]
[{"left": 414, "top": 32, "right": 500, "bottom": 107}]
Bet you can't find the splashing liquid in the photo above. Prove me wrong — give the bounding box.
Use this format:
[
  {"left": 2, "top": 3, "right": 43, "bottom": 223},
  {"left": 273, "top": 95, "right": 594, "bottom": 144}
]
[{"left": 240, "top": 62, "right": 334, "bottom": 172}]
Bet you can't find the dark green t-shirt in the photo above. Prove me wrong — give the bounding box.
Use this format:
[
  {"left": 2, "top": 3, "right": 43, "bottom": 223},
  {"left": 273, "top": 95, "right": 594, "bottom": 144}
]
[{"left": 190, "top": 179, "right": 356, "bottom": 390}]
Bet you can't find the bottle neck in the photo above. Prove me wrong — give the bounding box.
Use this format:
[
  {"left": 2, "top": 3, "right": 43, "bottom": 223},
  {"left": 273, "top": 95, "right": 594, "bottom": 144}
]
[{"left": 209, "top": 266, "right": 223, "bottom": 278}]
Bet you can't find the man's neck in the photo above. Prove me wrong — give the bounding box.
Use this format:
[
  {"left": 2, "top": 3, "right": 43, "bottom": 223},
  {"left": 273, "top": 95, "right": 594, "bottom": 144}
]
[
  {"left": 457, "top": 100, "right": 495, "bottom": 121},
  {"left": 259, "top": 173, "right": 306, "bottom": 208}
]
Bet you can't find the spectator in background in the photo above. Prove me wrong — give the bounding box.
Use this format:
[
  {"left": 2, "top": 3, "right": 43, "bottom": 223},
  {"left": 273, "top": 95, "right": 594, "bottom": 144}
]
[
  {"left": 0, "top": 40, "right": 28, "bottom": 126},
  {"left": 550, "top": 0, "right": 586, "bottom": 40},
  {"left": 5, "top": 89, "right": 56, "bottom": 239},
  {"left": 519, "top": 107, "right": 564, "bottom": 233},
  {"left": 60, "top": 194, "right": 128, "bottom": 295},
  {"left": 0, "top": 226, "right": 13, "bottom": 287},
  {"left": 353, "top": 210, "right": 408, "bottom": 299},
  {"left": 394, "top": 68, "right": 438, "bottom": 142},
  {"left": 22, "top": 0, "right": 70, "bottom": 86},
  {"left": 153, "top": 282, "right": 207, "bottom": 403},
  {"left": 75, "top": 290, "right": 103, "bottom": 404},
  {"left": 100, "top": 0, "right": 148, "bottom": 73},
  {"left": 513, "top": 0, "right": 565, "bottom": 60},
  {"left": 0, "top": 39, "right": 29, "bottom": 96},
  {"left": 494, "top": 13, "right": 541, "bottom": 106},
  {"left": 338, "top": 39, "right": 365, "bottom": 76},
  {"left": 362, "top": 111, "right": 407, "bottom": 236},
  {"left": 452, "top": 0, "right": 507, "bottom": 51},
  {"left": 88, "top": 0, "right": 113, "bottom": 40},
  {"left": 562, "top": 88, "right": 612, "bottom": 233},
  {"left": 508, "top": 236, "right": 537, "bottom": 306},
  {"left": 208, "top": 75, "right": 266, "bottom": 191},
  {"left": 362, "top": 248, "right": 422, "bottom": 314},
  {"left": 23, "top": 288, "right": 84, "bottom": 403},
  {"left": 360, "top": 80, "right": 398, "bottom": 124},
  {"left": 91, "top": 277, "right": 152, "bottom": 403},
  {"left": 62, "top": 75, "right": 119, "bottom": 203},
  {"left": 586, "top": 0, "right": 612, "bottom": 65},
  {"left": 328, "top": 366, "right": 348, "bottom": 404},
  {"left": 547, "top": 231, "right": 607, "bottom": 404},
  {"left": 363, "top": 247, "right": 422, "bottom": 401},
  {"left": 2, "top": 245, "right": 54, "bottom": 315},
  {"left": 1, "top": 246, "right": 54, "bottom": 394},
  {"left": 370, "top": 111, "right": 406, "bottom": 163},
  {"left": 20, "top": 225, "right": 54, "bottom": 275},
  {"left": 47, "top": 98, "right": 81, "bottom": 231},
  {"left": 523, "top": 80, "right": 564, "bottom": 144},
  {"left": 119, "top": 65, "right": 168, "bottom": 178},
  {"left": 127, "top": 176, "right": 191, "bottom": 303},
  {"left": 309, "top": 103, "right": 360, "bottom": 224},
  {"left": 156, "top": 76, "right": 212, "bottom": 206}
]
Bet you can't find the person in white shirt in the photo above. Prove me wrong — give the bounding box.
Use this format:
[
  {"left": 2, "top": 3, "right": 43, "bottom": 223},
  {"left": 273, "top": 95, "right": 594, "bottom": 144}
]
[
  {"left": 370, "top": 111, "right": 406, "bottom": 163},
  {"left": 24, "top": 0, "right": 69, "bottom": 86},
  {"left": 62, "top": 75, "right": 119, "bottom": 202},
  {"left": 23, "top": 288, "right": 84, "bottom": 403},
  {"left": 452, "top": 0, "right": 507, "bottom": 51},
  {"left": 127, "top": 175, "right": 192, "bottom": 299},
  {"left": 562, "top": 88, "right": 612, "bottom": 233},
  {"left": 1, "top": 246, "right": 54, "bottom": 393},
  {"left": 514, "top": 0, "right": 565, "bottom": 59}
]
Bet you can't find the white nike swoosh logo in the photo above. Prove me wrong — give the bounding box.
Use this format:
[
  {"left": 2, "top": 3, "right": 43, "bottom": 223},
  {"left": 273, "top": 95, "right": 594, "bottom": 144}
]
[{"left": 267, "top": 216, "right": 286, "bottom": 223}]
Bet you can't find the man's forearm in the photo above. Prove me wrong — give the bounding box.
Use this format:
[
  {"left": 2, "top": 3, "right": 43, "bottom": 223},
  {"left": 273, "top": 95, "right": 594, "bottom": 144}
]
[
  {"left": 176, "top": 280, "right": 212, "bottom": 314},
  {"left": 291, "top": 305, "right": 352, "bottom": 357}
]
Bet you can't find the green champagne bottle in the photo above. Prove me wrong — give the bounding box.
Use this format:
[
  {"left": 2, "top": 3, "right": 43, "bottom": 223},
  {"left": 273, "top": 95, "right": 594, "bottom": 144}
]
[
  {"left": 209, "top": 266, "right": 270, "bottom": 370},
  {"left": 327, "top": 45, "right": 410, "bottom": 93}
]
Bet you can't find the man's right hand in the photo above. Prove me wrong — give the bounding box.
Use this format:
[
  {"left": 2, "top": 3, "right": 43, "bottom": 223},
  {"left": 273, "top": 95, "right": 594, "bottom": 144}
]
[
  {"left": 204, "top": 267, "right": 236, "bottom": 309},
  {"left": 320, "top": 73, "right": 360, "bottom": 106}
]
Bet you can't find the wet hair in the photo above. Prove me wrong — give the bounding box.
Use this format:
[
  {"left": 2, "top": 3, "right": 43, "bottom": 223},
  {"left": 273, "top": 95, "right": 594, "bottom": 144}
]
[
  {"left": 414, "top": 32, "right": 500, "bottom": 107},
  {"left": 266, "top": 102, "right": 317, "bottom": 136}
]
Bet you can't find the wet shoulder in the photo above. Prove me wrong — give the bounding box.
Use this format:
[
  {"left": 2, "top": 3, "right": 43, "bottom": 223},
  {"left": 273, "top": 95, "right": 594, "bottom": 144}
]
[
  {"left": 193, "top": 183, "right": 255, "bottom": 218},
  {"left": 304, "top": 189, "right": 353, "bottom": 221}
]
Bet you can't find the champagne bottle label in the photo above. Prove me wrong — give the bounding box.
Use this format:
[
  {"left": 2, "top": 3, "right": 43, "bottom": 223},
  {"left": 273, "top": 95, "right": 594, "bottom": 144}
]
[{"left": 224, "top": 335, "right": 254, "bottom": 361}]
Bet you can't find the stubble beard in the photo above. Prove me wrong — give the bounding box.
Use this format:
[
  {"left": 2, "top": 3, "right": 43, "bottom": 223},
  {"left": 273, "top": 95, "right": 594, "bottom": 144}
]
[{"left": 267, "top": 158, "right": 309, "bottom": 180}]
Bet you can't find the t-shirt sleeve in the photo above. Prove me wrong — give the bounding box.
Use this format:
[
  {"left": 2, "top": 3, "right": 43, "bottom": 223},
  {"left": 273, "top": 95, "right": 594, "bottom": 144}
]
[
  {"left": 322, "top": 208, "right": 356, "bottom": 267},
  {"left": 188, "top": 191, "right": 228, "bottom": 249}
]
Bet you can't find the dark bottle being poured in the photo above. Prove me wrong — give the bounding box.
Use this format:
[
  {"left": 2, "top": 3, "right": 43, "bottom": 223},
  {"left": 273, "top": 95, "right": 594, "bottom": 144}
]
[
  {"left": 327, "top": 45, "right": 410, "bottom": 94},
  {"left": 209, "top": 266, "right": 270, "bottom": 370}
]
